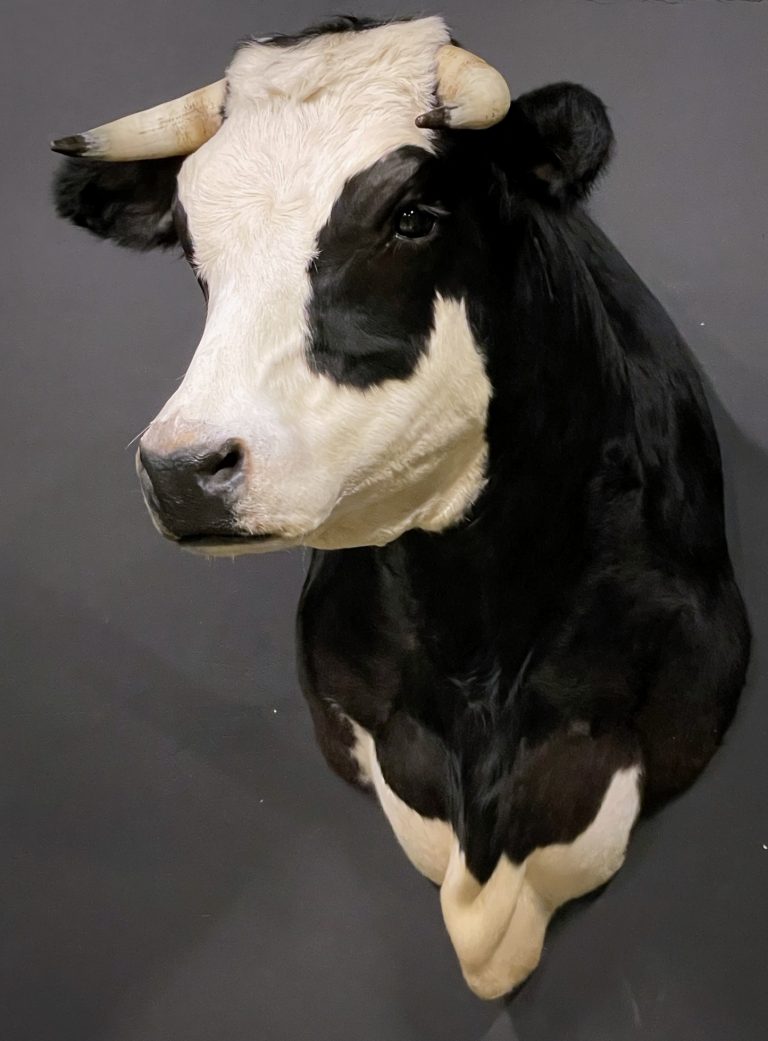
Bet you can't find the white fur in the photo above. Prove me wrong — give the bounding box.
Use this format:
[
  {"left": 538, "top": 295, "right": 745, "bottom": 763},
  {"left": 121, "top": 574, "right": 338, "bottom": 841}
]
[
  {"left": 350, "top": 715, "right": 642, "bottom": 1001},
  {"left": 343, "top": 714, "right": 374, "bottom": 787},
  {"left": 142, "top": 18, "right": 491, "bottom": 552},
  {"left": 351, "top": 722, "right": 455, "bottom": 885},
  {"left": 441, "top": 765, "right": 642, "bottom": 998}
]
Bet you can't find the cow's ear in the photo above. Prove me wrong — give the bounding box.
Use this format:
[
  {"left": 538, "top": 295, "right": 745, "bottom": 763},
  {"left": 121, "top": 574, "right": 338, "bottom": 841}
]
[
  {"left": 502, "top": 83, "right": 614, "bottom": 206},
  {"left": 53, "top": 156, "right": 183, "bottom": 251}
]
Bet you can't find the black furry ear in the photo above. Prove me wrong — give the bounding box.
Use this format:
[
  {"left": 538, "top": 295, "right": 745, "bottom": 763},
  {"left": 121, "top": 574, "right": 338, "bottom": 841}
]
[
  {"left": 53, "top": 156, "right": 183, "bottom": 251},
  {"left": 504, "top": 83, "right": 614, "bottom": 205}
]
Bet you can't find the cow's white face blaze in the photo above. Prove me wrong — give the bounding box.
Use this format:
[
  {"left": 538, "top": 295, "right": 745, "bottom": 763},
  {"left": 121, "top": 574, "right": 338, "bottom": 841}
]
[{"left": 141, "top": 18, "right": 492, "bottom": 554}]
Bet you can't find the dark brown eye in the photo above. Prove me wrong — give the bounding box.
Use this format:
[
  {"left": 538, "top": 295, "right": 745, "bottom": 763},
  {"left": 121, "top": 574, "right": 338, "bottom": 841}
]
[{"left": 394, "top": 205, "right": 437, "bottom": 240}]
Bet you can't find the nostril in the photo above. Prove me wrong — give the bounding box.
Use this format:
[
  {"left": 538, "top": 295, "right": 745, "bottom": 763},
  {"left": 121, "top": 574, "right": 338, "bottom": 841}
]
[
  {"left": 198, "top": 441, "right": 246, "bottom": 489},
  {"left": 209, "top": 449, "right": 242, "bottom": 476}
]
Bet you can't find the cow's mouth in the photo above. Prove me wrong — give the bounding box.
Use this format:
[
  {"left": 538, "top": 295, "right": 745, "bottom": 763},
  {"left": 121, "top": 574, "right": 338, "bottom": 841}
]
[
  {"left": 176, "top": 533, "right": 280, "bottom": 555},
  {"left": 177, "top": 533, "right": 274, "bottom": 545}
]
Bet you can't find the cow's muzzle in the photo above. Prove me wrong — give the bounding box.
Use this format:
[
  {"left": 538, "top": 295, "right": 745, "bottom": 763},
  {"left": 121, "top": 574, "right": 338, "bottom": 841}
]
[{"left": 137, "top": 437, "right": 249, "bottom": 541}]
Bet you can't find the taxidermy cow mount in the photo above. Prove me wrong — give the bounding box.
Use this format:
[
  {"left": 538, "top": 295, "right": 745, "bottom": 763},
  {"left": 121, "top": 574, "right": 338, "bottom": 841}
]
[{"left": 52, "top": 15, "right": 749, "bottom": 999}]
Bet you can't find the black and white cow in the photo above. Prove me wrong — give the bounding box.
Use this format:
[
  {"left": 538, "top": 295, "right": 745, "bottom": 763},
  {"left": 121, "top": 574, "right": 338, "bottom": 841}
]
[{"left": 53, "top": 15, "right": 750, "bottom": 999}]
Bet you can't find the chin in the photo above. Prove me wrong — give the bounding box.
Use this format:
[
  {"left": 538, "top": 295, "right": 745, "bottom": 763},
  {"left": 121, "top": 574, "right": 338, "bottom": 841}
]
[{"left": 176, "top": 534, "right": 301, "bottom": 557}]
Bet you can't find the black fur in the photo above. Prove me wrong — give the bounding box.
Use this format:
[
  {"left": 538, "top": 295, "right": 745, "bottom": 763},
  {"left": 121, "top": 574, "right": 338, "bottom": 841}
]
[
  {"left": 511, "top": 83, "right": 615, "bottom": 203},
  {"left": 53, "top": 156, "right": 182, "bottom": 251}
]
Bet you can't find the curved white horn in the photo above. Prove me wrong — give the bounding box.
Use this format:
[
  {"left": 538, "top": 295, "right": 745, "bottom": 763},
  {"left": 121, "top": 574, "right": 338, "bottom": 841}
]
[
  {"left": 51, "top": 80, "right": 227, "bottom": 161},
  {"left": 417, "top": 45, "right": 511, "bottom": 131}
]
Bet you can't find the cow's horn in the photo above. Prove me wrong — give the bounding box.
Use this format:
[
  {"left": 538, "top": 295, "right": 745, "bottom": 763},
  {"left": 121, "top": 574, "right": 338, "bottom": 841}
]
[
  {"left": 51, "top": 80, "right": 227, "bottom": 161},
  {"left": 416, "top": 45, "right": 510, "bottom": 131}
]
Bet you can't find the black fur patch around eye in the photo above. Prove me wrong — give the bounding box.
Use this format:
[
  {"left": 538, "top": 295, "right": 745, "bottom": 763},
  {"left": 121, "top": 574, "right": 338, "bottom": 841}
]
[{"left": 307, "top": 146, "right": 476, "bottom": 389}]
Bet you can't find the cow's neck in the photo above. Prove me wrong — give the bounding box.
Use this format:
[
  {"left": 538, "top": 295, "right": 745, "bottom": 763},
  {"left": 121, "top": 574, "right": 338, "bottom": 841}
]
[
  {"left": 361, "top": 211, "right": 622, "bottom": 683},
  {"left": 366, "top": 424, "right": 597, "bottom": 686},
  {"left": 314, "top": 394, "right": 610, "bottom": 709}
]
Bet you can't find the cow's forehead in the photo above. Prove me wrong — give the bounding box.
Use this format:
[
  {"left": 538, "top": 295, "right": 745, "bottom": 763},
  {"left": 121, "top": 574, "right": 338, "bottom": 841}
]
[
  {"left": 226, "top": 16, "right": 448, "bottom": 131},
  {"left": 177, "top": 17, "right": 449, "bottom": 270}
]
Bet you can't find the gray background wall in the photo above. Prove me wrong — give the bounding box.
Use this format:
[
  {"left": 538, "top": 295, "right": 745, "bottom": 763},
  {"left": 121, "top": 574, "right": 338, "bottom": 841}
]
[{"left": 1, "top": 2, "right": 766, "bottom": 1039}]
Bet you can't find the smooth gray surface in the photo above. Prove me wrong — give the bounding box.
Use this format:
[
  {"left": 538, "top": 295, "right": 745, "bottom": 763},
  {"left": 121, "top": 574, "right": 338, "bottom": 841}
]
[{"left": 1, "top": 2, "right": 766, "bottom": 1039}]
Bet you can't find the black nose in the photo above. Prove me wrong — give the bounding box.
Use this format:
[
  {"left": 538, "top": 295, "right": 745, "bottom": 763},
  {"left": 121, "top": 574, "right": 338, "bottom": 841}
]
[{"left": 138, "top": 439, "right": 246, "bottom": 539}]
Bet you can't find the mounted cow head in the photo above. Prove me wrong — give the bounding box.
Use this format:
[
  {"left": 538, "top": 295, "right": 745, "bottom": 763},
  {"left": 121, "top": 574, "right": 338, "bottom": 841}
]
[{"left": 53, "top": 15, "right": 613, "bottom": 555}]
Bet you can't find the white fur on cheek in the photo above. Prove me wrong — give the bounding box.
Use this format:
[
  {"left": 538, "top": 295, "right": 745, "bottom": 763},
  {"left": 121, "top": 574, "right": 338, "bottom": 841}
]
[{"left": 305, "top": 296, "right": 491, "bottom": 550}]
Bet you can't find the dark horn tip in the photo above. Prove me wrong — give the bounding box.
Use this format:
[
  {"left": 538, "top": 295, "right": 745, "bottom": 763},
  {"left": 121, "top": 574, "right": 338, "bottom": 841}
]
[
  {"left": 50, "top": 134, "right": 91, "bottom": 157},
  {"left": 415, "top": 107, "right": 451, "bottom": 130}
]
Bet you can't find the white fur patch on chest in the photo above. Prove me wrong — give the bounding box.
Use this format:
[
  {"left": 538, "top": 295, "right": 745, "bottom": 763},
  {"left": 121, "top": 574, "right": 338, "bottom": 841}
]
[
  {"left": 347, "top": 713, "right": 642, "bottom": 998},
  {"left": 441, "top": 765, "right": 642, "bottom": 998},
  {"left": 346, "top": 717, "right": 455, "bottom": 885}
]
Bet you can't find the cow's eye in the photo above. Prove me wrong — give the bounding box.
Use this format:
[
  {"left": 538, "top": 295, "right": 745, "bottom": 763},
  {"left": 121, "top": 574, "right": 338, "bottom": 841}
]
[{"left": 394, "top": 205, "right": 437, "bottom": 240}]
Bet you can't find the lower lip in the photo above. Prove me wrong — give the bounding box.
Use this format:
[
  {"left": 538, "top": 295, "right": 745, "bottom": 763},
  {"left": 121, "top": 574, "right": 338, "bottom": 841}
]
[{"left": 177, "top": 534, "right": 276, "bottom": 549}]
